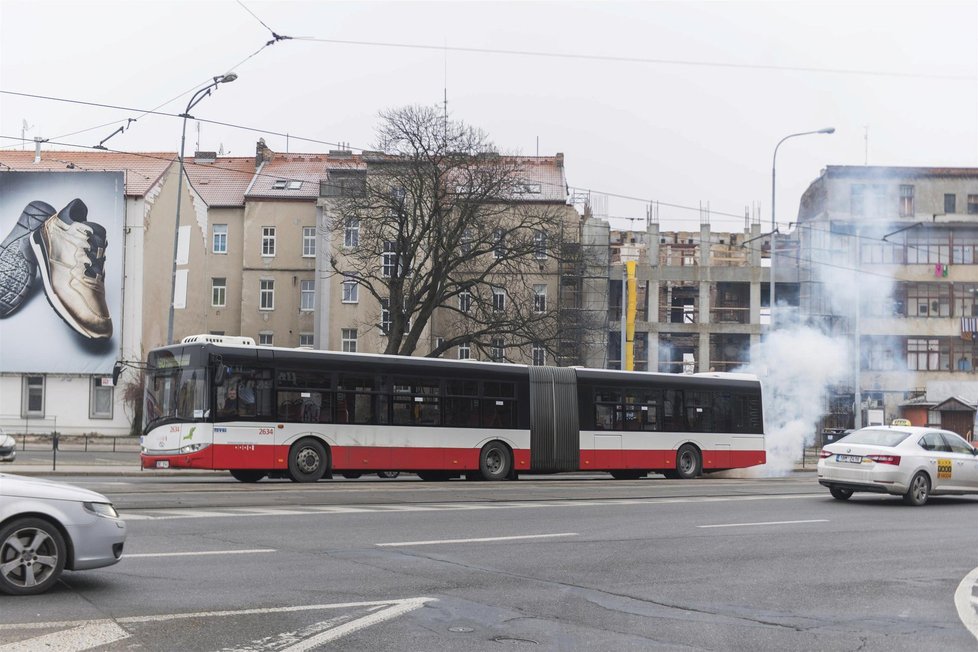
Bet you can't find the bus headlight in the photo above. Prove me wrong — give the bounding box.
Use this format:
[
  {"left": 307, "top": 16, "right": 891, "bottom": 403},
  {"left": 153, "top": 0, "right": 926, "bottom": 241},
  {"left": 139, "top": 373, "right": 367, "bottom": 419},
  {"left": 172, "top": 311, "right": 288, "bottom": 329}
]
[{"left": 180, "top": 443, "right": 209, "bottom": 454}]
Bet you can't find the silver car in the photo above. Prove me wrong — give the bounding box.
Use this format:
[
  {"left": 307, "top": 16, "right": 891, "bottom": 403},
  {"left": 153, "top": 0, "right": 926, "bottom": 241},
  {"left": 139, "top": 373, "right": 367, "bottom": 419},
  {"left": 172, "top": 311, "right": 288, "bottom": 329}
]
[
  {"left": 817, "top": 426, "right": 978, "bottom": 505},
  {"left": 0, "top": 474, "right": 126, "bottom": 594},
  {"left": 0, "top": 429, "right": 15, "bottom": 462}
]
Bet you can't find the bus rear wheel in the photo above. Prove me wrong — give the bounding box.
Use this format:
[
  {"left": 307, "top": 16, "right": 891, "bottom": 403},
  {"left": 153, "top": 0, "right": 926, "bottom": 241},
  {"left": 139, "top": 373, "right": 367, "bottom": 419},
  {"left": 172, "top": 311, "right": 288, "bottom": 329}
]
[
  {"left": 675, "top": 444, "right": 702, "bottom": 479},
  {"left": 229, "top": 469, "right": 266, "bottom": 483},
  {"left": 288, "top": 438, "right": 328, "bottom": 483},
  {"left": 480, "top": 441, "right": 512, "bottom": 481}
]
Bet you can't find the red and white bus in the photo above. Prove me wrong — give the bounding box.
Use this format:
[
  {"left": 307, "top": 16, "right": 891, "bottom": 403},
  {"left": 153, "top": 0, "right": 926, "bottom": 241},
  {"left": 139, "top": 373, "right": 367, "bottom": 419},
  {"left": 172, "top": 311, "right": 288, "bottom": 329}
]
[{"left": 136, "top": 336, "right": 765, "bottom": 482}]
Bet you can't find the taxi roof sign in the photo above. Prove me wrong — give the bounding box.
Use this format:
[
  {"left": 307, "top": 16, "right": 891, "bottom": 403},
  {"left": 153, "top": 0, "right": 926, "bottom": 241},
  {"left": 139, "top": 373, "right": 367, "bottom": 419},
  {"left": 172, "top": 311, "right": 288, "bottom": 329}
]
[{"left": 891, "top": 418, "right": 911, "bottom": 426}]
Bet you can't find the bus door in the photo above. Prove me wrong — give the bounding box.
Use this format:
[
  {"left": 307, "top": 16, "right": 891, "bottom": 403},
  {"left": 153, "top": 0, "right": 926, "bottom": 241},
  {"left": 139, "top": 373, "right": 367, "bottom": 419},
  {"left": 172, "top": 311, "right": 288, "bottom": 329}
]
[{"left": 528, "top": 367, "right": 579, "bottom": 472}]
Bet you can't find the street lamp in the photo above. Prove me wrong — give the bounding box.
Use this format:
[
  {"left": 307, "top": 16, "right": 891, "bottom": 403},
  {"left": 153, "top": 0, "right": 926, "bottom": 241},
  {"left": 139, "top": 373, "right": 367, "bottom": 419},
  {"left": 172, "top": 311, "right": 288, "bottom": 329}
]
[
  {"left": 769, "top": 127, "right": 834, "bottom": 327},
  {"left": 166, "top": 73, "right": 238, "bottom": 345}
]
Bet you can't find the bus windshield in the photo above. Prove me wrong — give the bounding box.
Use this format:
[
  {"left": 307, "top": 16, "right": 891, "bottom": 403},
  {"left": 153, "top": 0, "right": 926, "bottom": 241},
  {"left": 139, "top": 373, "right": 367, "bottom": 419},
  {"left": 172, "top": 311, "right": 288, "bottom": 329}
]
[{"left": 143, "top": 353, "right": 209, "bottom": 431}]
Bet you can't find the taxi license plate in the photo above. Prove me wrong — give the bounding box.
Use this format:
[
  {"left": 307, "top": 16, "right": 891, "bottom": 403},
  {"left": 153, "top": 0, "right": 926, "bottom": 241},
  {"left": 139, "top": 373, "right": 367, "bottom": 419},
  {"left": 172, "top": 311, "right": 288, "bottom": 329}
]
[
  {"left": 836, "top": 454, "right": 862, "bottom": 464},
  {"left": 156, "top": 460, "right": 170, "bottom": 469}
]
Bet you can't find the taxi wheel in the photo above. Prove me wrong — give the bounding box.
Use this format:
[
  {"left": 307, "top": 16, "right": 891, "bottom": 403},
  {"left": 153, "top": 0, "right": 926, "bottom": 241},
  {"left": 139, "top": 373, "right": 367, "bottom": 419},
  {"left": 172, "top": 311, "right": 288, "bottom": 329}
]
[
  {"left": 829, "top": 486, "right": 853, "bottom": 501},
  {"left": 229, "top": 469, "right": 266, "bottom": 483},
  {"left": 903, "top": 472, "right": 930, "bottom": 506}
]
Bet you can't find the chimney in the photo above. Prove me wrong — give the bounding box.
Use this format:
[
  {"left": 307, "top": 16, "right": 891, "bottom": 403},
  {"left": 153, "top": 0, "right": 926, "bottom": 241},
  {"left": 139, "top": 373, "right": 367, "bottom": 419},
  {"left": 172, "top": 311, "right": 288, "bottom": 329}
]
[
  {"left": 34, "top": 137, "right": 43, "bottom": 163},
  {"left": 255, "top": 138, "right": 273, "bottom": 168},
  {"left": 555, "top": 152, "right": 564, "bottom": 168}
]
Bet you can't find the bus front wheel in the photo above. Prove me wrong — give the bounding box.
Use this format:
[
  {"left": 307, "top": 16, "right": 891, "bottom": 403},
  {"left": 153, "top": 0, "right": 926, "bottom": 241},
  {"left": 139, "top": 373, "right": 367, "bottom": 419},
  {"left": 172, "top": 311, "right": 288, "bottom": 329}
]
[
  {"left": 288, "top": 439, "right": 328, "bottom": 483},
  {"left": 479, "top": 441, "right": 512, "bottom": 481},
  {"left": 675, "top": 444, "right": 702, "bottom": 479}
]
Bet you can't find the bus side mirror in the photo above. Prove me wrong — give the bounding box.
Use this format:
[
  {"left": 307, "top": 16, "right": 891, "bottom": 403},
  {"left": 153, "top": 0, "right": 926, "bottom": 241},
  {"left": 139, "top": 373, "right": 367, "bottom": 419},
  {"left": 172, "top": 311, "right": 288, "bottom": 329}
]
[
  {"left": 214, "top": 364, "right": 226, "bottom": 387},
  {"left": 112, "top": 362, "right": 123, "bottom": 385}
]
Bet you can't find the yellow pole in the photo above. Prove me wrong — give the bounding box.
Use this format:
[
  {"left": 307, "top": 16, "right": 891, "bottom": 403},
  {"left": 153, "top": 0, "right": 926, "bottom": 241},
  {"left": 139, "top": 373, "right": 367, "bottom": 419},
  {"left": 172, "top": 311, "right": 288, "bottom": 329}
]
[{"left": 625, "top": 260, "right": 637, "bottom": 371}]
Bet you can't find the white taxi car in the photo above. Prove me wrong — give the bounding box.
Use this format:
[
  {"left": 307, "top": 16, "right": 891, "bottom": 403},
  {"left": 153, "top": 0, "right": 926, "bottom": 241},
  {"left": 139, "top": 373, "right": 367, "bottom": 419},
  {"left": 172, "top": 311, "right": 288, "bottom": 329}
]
[{"left": 817, "top": 426, "right": 978, "bottom": 505}]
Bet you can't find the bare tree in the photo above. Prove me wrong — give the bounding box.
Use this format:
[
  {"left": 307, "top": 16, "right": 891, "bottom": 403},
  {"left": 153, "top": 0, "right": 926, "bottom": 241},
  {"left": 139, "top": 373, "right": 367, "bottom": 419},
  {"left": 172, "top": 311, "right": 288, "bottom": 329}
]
[{"left": 324, "top": 105, "right": 586, "bottom": 360}]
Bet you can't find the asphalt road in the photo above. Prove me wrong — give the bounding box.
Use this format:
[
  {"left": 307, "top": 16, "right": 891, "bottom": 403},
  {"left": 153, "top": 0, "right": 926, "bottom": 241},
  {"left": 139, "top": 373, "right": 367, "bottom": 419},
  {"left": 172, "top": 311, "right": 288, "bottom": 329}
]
[{"left": 1, "top": 475, "right": 977, "bottom": 651}]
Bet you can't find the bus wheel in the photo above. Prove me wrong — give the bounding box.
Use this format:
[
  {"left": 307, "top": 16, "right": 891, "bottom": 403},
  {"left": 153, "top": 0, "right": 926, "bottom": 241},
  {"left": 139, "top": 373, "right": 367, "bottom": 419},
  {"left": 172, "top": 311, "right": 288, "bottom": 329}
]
[
  {"left": 229, "top": 469, "right": 266, "bottom": 483},
  {"left": 675, "top": 444, "right": 702, "bottom": 479},
  {"left": 479, "top": 441, "right": 512, "bottom": 481},
  {"left": 610, "top": 470, "right": 646, "bottom": 480},
  {"left": 288, "top": 438, "right": 328, "bottom": 483}
]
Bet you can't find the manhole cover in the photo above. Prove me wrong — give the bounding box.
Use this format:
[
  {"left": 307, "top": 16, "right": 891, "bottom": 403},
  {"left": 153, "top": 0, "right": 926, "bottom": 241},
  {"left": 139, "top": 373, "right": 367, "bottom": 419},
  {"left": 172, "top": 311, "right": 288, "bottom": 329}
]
[{"left": 492, "top": 636, "right": 539, "bottom": 645}]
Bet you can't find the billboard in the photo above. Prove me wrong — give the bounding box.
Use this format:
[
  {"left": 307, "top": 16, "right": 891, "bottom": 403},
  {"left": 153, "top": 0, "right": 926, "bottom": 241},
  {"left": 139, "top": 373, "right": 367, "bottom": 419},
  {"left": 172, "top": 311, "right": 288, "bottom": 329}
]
[{"left": 0, "top": 171, "right": 124, "bottom": 374}]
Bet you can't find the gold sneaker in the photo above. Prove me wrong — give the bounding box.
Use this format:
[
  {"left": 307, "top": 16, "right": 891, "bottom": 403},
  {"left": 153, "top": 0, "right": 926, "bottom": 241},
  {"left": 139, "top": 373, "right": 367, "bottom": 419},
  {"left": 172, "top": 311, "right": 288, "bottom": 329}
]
[{"left": 30, "top": 198, "right": 112, "bottom": 339}]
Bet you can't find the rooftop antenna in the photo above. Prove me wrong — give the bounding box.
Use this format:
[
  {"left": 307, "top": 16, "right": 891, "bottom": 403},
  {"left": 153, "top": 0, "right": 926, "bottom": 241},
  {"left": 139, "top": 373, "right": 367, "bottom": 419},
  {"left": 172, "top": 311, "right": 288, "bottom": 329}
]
[
  {"left": 443, "top": 37, "right": 448, "bottom": 145},
  {"left": 21, "top": 119, "right": 33, "bottom": 150}
]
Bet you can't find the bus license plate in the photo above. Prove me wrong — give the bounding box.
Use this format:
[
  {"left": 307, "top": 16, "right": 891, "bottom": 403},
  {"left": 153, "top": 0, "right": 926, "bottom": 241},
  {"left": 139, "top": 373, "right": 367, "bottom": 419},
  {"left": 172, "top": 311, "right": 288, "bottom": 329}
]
[
  {"left": 156, "top": 460, "right": 170, "bottom": 469},
  {"left": 836, "top": 454, "right": 862, "bottom": 464}
]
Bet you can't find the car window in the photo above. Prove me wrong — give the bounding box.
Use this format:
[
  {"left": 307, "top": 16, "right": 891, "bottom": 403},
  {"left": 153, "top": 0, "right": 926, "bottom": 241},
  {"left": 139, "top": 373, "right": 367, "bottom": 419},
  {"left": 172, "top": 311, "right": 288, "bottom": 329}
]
[
  {"left": 941, "top": 432, "right": 975, "bottom": 455},
  {"left": 841, "top": 429, "right": 910, "bottom": 447},
  {"left": 919, "top": 432, "right": 951, "bottom": 452}
]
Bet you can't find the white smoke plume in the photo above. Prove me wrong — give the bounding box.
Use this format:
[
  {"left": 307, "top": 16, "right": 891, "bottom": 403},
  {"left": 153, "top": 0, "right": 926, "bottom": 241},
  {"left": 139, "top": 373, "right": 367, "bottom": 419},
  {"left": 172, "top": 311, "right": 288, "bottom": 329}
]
[{"left": 736, "top": 313, "right": 851, "bottom": 476}]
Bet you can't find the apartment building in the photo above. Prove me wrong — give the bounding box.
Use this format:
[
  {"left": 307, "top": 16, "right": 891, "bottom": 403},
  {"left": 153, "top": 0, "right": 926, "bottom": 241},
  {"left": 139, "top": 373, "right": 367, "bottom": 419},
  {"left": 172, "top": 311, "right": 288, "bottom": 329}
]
[{"left": 796, "top": 166, "right": 978, "bottom": 433}]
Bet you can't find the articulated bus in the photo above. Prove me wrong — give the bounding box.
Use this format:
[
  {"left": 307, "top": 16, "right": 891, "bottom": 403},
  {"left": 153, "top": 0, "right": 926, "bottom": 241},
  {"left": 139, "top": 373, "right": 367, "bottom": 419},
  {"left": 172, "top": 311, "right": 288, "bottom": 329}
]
[{"left": 137, "top": 335, "right": 766, "bottom": 482}]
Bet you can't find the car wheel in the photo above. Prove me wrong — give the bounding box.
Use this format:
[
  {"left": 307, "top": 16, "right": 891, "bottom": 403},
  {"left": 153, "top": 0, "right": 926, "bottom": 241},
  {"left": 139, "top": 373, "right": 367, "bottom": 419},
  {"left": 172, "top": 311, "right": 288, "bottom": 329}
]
[
  {"left": 0, "top": 517, "right": 67, "bottom": 596},
  {"left": 829, "top": 486, "right": 853, "bottom": 501},
  {"left": 229, "top": 469, "right": 266, "bottom": 483},
  {"left": 903, "top": 472, "right": 930, "bottom": 506},
  {"left": 377, "top": 471, "right": 400, "bottom": 479},
  {"left": 479, "top": 441, "right": 512, "bottom": 481},
  {"left": 341, "top": 472, "right": 363, "bottom": 479},
  {"left": 676, "top": 444, "right": 702, "bottom": 479},
  {"left": 288, "top": 438, "right": 328, "bottom": 483},
  {"left": 417, "top": 471, "right": 452, "bottom": 482}
]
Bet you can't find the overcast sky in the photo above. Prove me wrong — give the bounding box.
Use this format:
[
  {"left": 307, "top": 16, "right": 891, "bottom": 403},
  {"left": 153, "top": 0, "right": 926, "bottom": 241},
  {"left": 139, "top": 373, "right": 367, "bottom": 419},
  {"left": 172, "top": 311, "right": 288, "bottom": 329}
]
[{"left": 1, "top": 1, "right": 975, "bottom": 232}]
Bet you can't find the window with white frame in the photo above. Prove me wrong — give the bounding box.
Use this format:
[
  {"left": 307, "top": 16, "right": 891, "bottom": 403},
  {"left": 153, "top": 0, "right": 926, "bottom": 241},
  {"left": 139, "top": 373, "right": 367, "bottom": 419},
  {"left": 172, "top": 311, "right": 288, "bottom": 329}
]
[
  {"left": 490, "top": 338, "right": 505, "bottom": 362},
  {"left": 299, "top": 332, "right": 314, "bottom": 347},
  {"left": 907, "top": 338, "right": 939, "bottom": 371},
  {"left": 380, "top": 298, "right": 391, "bottom": 334},
  {"left": 493, "top": 228, "right": 505, "bottom": 259},
  {"left": 261, "top": 226, "right": 276, "bottom": 256},
  {"left": 23, "top": 375, "right": 44, "bottom": 417},
  {"left": 461, "top": 228, "right": 473, "bottom": 255},
  {"left": 90, "top": 376, "right": 113, "bottom": 419},
  {"left": 300, "top": 280, "right": 315, "bottom": 311},
  {"left": 459, "top": 290, "right": 471, "bottom": 313},
  {"left": 212, "top": 277, "right": 227, "bottom": 307},
  {"left": 344, "top": 218, "right": 360, "bottom": 247},
  {"left": 492, "top": 287, "right": 506, "bottom": 312},
  {"left": 382, "top": 241, "right": 397, "bottom": 277},
  {"left": 458, "top": 342, "right": 470, "bottom": 360},
  {"left": 899, "top": 185, "right": 915, "bottom": 217},
  {"left": 342, "top": 328, "right": 358, "bottom": 352},
  {"left": 302, "top": 226, "right": 316, "bottom": 257},
  {"left": 342, "top": 279, "right": 358, "bottom": 303},
  {"left": 259, "top": 279, "right": 275, "bottom": 310},
  {"left": 532, "top": 344, "right": 546, "bottom": 366},
  {"left": 533, "top": 284, "right": 547, "bottom": 313},
  {"left": 259, "top": 332, "right": 273, "bottom": 346},
  {"left": 212, "top": 224, "right": 228, "bottom": 254},
  {"left": 534, "top": 230, "right": 547, "bottom": 259}
]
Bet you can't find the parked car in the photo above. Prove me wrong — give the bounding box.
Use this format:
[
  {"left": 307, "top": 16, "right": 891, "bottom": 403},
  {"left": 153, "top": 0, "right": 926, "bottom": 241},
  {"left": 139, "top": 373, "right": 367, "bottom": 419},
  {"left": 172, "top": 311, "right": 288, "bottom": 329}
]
[
  {"left": 0, "top": 430, "right": 15, "bottom": 462},
  {"left": 0, "top": 474, "right": 126, "bottom": 594},
  {"left": 817, "top": 426, "right": 978, "bottom": 506}
]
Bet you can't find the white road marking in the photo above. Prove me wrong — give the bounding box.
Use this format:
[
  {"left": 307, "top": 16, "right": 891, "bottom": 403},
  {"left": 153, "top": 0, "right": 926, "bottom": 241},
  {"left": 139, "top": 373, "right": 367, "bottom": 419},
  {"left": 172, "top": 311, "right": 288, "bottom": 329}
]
[
  {"left": 377, "top": 532, "right": 578, "bottom": 547},
  {"left": 954, "top": 565, "right": 978, "bottom": 643},
  {"left": 0, "top": 621, "right": 130, "bottom": 652},
  {"left": 0, "top": 598, "right": 436, "bottom": 650},
  {"left": 126, "top": 548, "right": 276, "bottom": 558},
  {"left": 697, "top": 519, "right": 829, "bottom": 529},
  {"left": 120, "top": 493, "right": 826, "bottom": 521}
]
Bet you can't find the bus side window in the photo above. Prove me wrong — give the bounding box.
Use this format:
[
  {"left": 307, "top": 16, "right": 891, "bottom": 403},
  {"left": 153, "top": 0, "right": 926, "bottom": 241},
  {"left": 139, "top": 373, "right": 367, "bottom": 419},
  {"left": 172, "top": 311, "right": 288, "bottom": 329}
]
[{"left": 663, "top": 389, "right": 686, "bottom": 432}]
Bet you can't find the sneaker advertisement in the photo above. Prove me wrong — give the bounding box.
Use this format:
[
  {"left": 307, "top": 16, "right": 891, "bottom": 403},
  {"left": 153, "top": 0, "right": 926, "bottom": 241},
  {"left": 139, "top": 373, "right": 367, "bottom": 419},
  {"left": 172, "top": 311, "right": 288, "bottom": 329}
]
[{"left": 0, "top": 171, "right": 123, "bottom": 374}]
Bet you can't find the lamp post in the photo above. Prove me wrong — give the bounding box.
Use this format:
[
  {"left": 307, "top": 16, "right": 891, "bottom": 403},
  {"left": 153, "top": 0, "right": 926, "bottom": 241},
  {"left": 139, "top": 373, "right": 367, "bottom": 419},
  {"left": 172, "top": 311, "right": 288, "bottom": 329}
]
[
  {"left": 769, "top": 127, "right": 834, "bottom": 327},
  {"left": 166, "top": 73, "right": 238, "bottom": 345}
]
